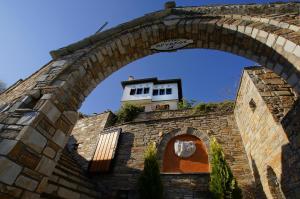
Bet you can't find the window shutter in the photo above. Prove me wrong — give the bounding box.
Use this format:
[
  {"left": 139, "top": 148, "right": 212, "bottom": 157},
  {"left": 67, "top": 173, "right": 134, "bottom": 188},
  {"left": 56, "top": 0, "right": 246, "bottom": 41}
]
[{"left": 89, "top": 128, "right": 121, "bottom": 173}]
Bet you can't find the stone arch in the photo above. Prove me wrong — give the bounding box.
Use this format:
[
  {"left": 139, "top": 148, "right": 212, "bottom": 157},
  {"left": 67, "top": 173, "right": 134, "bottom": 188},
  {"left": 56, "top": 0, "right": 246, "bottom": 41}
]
[{"left": 0, "top": 2, "right": 299, "bottom": 197}]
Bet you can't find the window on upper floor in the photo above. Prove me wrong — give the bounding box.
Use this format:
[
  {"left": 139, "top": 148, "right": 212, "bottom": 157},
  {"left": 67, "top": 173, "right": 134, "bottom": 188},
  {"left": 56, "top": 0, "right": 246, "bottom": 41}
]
[
  {"left": 144, "top": 87, "right": 150, "bottom": 94},
  {"left": 136, "top": 88, "right": 143, "bottom": 95},
  {"left": 153, "top": 89, "right": 158, "bottom": 96},
  {"left": 129, "top": 89, "right": 136, "bottom": 95},
  {"left": 166, "top": 88, "right": 172, "bottom": 95},
  {"left": 159, "top": 89, "right": 165, "bottom": 95}
]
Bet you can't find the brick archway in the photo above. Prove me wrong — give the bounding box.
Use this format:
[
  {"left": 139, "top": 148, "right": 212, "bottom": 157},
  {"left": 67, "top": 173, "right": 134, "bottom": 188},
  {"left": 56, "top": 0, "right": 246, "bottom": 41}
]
[{"left": 0, "top": 2, "right": 300, "bottom": 197}]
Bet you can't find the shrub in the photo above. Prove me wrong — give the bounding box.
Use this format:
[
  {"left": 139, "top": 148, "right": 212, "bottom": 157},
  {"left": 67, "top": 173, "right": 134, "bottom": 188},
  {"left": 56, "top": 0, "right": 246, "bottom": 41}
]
[
  {"left": 178, "top": 98, "right": 196, "bottom": 110},
  {"left": 193, "top": 102, "right": 217, "bottom": 114},
  {"left": 193, "top": 101, "right": 234, "bottom": 114},
  {"left": 209, "top": 137, "right": 242, "bottom": 199},
  {"left": 115, "top": 103, "right": 144, "bottom": 123},
  {"left": 138, "top": 142, "right": 163, "bottom": 199}
]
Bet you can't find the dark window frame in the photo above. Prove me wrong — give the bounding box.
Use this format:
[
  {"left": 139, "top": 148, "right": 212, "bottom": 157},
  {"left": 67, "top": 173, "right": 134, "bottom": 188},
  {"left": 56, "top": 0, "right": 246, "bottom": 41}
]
[
  {"left": 136, "top": 88, "right": 143, "bottom": 95},
  {"left": 153, "top": 89, "right": 158, "bottom": 96},
  {"left": 129, "top": 89, "right": 136, "bottom": 95},
  {"left": 144, "top": 87, "right": 150, "bottom": 94},
  {"left": 159, "top": 89, "right": 165, "bottom": 95},
  {"left": 166, "top": 88, "right": 172, "bottom": 95}
]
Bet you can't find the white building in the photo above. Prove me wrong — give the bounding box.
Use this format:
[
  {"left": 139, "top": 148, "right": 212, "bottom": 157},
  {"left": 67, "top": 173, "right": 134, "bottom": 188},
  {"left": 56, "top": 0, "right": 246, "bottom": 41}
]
[{"left": 121, "top": 76, "right": 182, "bottom": 112}]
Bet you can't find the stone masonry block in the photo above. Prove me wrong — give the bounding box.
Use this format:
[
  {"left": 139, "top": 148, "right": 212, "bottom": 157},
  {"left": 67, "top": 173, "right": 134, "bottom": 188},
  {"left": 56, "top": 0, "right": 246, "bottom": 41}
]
[
  {"left": 45, "top": 183, "right": 58, "bottom": 194},
  {"left": 251, "top": 28, "right": 259, "bottom": 38},
  {"left": 266, "top": 34, "right": 276, "bottom": 47},
  {"left": 36, "top": 156, "right": 56, "bottom": 177},
  {"left": 284, "top": 40, "right": 296, "bottom": 53},
  {"left": 36, "top": 177, "right": 49, "bottom": 193},
  {"left": 39, "top": 101, "right": 61, "bottom": 124},
  {"left": 52, "top": 130, "right": 66, "bottom": 148},
  {"left": 51, "top": 60, "right": 66, "bottom": 67},
  {"left": 258, "top": 30, "right": 268, "bottom": 39},
  {"left": 0, "top": 157, "right": 22, "bottom": 185},
  {"left": 17, "top": 126, "right": 47, "bottom": 153},
  {"left": 0, "top": 139, "right": 17, "bottom": 155},
  {"left": 293, "top": 45, "right": 300, "bottom": 58},
  {"left": 17, "top": 111, "right": 38, "bottom": 126},
  {"left": 43, "top": 147, "right": 56, "bottom": 159},
  {"left": 276, "top": 36, "right": 286, "bottom": 46},
  {"left": 57, "top": 187, "right": 80, "bottom": 199},
  {"left": 0, "top": 183, "right": 23, "bottom": 198},
  {"left": 15, "top": 175, "right": 38, "bottom": 191},
  {"left": 116, "top": 39, "right": 126, "bottom": 55},
  {"left": 245, "top": 26, "right": 252, "bottom": 35},
  {"left": 21, "top": 191, "right": 40, "bottom": 199}
]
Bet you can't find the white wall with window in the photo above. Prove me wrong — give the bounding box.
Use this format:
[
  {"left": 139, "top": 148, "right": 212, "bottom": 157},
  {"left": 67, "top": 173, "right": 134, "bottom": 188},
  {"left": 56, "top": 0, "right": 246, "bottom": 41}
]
[
  {"left": 121, "top": 78, "right": 181, "bottom": 111},
  {"left": 121, "top": 83, "right": 153, "bottom": 101},
  {"left": 152, "top": 83, "right": 179, "bottom": 102}
]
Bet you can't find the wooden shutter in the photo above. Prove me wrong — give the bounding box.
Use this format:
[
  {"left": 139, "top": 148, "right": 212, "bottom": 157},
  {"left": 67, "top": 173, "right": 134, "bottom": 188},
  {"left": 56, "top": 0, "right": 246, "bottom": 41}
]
[{"left": 89, "top": 128, "right": 121, "bottom": 173}]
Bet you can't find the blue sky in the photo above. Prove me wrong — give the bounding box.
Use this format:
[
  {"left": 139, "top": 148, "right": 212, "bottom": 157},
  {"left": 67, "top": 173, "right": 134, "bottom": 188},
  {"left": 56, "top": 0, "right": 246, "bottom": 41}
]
[{"left": 0, "top": 0, "right": 281, "bottom": 114}]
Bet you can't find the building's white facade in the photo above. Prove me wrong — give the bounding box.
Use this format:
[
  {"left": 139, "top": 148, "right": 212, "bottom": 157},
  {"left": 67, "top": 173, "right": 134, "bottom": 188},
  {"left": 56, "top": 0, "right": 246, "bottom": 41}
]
[{"left": 121, "top": 77, "right": 182, "bottom": 112}]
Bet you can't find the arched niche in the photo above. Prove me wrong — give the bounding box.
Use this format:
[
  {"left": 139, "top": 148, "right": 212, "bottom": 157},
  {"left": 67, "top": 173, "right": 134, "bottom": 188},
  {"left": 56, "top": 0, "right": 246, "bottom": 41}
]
[{"left": 162, "top": 134, "right": 209, "bottom": 173}]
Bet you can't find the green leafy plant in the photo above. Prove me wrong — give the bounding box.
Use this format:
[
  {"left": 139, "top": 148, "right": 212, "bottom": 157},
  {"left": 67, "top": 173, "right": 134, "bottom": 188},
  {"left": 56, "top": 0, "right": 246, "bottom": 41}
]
[
  {"left": 115, "top": 103, "right": 144, "bottom": 123},
  {"left": 193, "top": 101, "right": 234, "bottom": 114},
  {"left": 178, "top": 98, "right": 196, "bottom": 109},
  {"left": 138, "top": 142, "right": 163, "bottom": 199},
  {"left": 193, "top": 102, "right": 217, "bottom": 114},
  {"left": 209, "top": 137, "right": 242, "bottom": 199}
]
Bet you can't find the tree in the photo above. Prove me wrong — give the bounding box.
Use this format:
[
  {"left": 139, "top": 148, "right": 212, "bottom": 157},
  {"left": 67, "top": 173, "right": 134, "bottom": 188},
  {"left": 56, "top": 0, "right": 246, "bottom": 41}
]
[
  {"left": 0, "top": 80, "right": 6, "bottom": 93},
  {"left": 138, "top": 142, "right": 163, "bottom": 199},
  {"left": 209, "top": 137, "right": 242, "bottom": 199}
]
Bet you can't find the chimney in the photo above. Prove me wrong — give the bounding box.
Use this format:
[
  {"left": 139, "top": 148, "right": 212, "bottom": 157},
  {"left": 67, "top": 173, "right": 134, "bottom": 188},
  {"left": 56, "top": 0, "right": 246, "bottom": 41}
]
[{"left": 128, "top": 76, "right": 134, "bottom": 81}]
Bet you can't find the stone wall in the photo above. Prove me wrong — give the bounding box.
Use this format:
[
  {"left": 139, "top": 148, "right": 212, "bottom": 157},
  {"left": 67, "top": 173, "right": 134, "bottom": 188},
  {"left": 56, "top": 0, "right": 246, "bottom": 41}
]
[
  {"left": 161, "top": 174, "right": 210, "bottom": 199},
  {"left": 67, "top": 111, "right": 113, "bottom": 170},
  {"left": 89, "top": 108, "right": 254, "bottom": 199},
  {"left": 235, "top": 67, "right": 299, "bottom": 198}
]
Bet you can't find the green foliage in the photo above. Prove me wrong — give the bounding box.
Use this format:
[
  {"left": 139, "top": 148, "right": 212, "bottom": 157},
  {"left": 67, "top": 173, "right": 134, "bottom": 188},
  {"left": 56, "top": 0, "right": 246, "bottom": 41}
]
[
  {"left": 138, "top": 142, "right": 163, "bottom": 199},
  {"left": 209, "top": 137, "right": 242, "bottom": 199},
  {"left": 178, "top": 98, "right": 196, "bottom": 109},
  {"left": 193, "top": 101, "right": 234, "bottom": 114},
  {"left": 115, "top": 103, "right": 144, "bottom": 123},
  {"left": 193, "top": 102, "right": 217, "bottom": 113}
]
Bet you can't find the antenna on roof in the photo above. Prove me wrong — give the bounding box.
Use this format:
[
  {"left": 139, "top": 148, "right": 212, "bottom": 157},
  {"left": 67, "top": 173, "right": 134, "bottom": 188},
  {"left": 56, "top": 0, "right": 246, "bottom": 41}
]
[{"left": 95, "top": 21, "right": 108, "bottom": 34}]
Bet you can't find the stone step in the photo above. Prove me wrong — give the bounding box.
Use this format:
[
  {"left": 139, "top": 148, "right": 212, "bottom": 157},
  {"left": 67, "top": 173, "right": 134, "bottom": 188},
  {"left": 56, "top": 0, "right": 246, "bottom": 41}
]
[{"left": 52, "top": 167, "right": 96, "bottom": 189}]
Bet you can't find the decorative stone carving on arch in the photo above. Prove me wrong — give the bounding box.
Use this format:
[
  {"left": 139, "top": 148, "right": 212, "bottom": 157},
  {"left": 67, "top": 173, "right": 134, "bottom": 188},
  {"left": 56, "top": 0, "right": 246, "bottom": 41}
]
[{"left": 157, "top": 127, "right": 210, "bottom": 173}]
